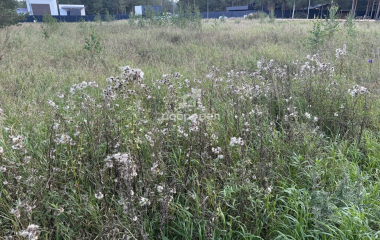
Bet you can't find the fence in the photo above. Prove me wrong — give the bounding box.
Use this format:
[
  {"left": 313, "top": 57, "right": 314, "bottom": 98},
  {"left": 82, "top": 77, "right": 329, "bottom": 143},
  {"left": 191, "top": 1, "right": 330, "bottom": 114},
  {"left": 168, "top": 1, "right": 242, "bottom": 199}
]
[
  {"left": 23, "top": 10, "right": 367, "bottom": 23},
  {"left": 24, "top": 14, "right": 130, "bottom": 22},
  {"left": 200, "top": 10, "right": 367, "bottom": 19}
]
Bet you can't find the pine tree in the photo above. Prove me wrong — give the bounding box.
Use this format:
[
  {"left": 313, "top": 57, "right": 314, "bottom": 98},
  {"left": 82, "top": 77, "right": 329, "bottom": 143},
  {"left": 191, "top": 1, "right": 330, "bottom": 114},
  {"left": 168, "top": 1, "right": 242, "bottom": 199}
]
[{"left": 0, "top": 0, "right": 27, "bottom": 28}]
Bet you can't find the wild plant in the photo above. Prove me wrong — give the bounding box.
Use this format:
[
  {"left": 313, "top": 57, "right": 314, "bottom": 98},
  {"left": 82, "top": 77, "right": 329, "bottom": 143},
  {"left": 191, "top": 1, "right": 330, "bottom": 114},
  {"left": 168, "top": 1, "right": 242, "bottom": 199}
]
[
  {"left": 323, "top": 3, "right": 340, "bottom": 37},
  {"left": 171, "top": 3, "right": 202, "bottom": 29},
  {"left": 78, "top": 17, "right": 87, "bottom": 30},
  {"left": 144, "top": 6, "right": 155, "bottom": 25},
  {"left": 344, "top": 13, "right": 356, "bottom": 36},
  {"left": 309, "top": 4, "right": 341, "bottom": 51},
  {"left": 128, "top": 11, "right": 137, "bottom": 27},
  {"left": 84, "top": 29, "right": 104, "bottom": 59},
  {"left": 1, "top": 20, "right": 380, "bottom": 240},
  {"left": 41, "top": 14, "right": 58, "bottom": 39},
  {"left": 211, "top": 19, "right": 220, "bottom": 29},
  {"left": 268, "top": 10, "right": 275, "bottom": 23},
  {"left": 104, "top": 9, "right": 116, "bottom": 22},
  {"left": 259, "top": 12, "right": 267, "bottom": 23},
  {"left": 220, "top": 15, "right": 227, "bottom": 23},
  {"left": 246, "top": 11, "right": 267, "bottom": 20},
  {"left": 0, "top": 27, "right": 10, "bottom": 61},
  {"left": 137, "top": 15, "right": 146, "bottom": 27},
  {"left": 94, "top": 12, "right": 102, "bottom": 23}
]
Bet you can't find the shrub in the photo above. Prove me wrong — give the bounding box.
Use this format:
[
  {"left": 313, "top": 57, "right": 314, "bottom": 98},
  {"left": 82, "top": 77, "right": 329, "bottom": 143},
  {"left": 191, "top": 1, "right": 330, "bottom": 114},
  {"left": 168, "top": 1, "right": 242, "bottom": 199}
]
[
  {"left": 268, "top": 10, "right": 275, "bottom": 23},
  {"left": 84, "top": 30, "right": 104, "bottom": 59},
  {"left": 246, "top": 11, "right": 268, "bottom": 20},
  {"left": 104, "top": 9, "right": 115, "bottom": 22},
  {"left": 0, "top": 0, "right": 27, "bottom": 28},
  {"left": 94, "top": 12, "right": 102, "bottom": 23},
  {"left": 41, "top": 14, "right": 59, "bottom": 39}
]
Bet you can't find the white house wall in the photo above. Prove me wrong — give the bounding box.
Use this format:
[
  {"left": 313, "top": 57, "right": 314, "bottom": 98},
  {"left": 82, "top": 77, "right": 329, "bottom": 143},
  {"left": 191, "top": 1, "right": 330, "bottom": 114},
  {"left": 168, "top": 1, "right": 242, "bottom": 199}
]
[
  {"left": 26, "top": 0, "right": 59, "bottom": 15},
  {"left": 58, "top": 5, "right": 86, "bottom": 16},
  {"left": 135, "top": 6, "right": 143, "bottom": 15}
]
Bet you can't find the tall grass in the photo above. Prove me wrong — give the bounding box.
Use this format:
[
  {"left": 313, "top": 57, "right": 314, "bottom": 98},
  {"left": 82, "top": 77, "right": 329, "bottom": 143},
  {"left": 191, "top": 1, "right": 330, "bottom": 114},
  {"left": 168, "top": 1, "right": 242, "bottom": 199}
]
[{"left": 0, "top": 19, "right": 380, "bottom": 239}]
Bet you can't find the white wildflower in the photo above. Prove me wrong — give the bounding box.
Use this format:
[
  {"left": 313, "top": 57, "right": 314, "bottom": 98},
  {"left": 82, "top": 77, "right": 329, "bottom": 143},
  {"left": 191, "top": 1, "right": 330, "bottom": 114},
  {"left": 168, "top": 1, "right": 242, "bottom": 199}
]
[
  {"left": 48, "top": 100, "right": 58, "bottom": 109},
  {"left": 54, "top": 207, "right": 64, "bottom": 216},
  {"left": 10, "top": 208, "right": 21, "bottom": 218},
  {"left": 24, "top": 156, "right": 31, "bottom": 164},
  {"left": 188, "top": 114, "right": 198, "bottom": 123},
  {"left": 151, "top": 162, "right": 159, "bottom": 173},
  {"left": 156, "top": 185, "right": 164, "bottom": 193},
  {"left": 95, "top": 192, "right": 104, "bottom": 200},
  {"left": 212, "top": 147, "right": 222, "bottom": 154},
  {"left": 348, "top": 85, "right": 368, "bottom": 97},
  {"left": 230, "top": 137, "right": 244, "bottom": 147},
  {"left": 18, "top": 224, "right": 40, "bottom": 240},
  {"left": 335, "top": 43, "right": 347, "bottom": 59},
  {"left": 139, "top": 197, "right": 150, "bottom": 206}
]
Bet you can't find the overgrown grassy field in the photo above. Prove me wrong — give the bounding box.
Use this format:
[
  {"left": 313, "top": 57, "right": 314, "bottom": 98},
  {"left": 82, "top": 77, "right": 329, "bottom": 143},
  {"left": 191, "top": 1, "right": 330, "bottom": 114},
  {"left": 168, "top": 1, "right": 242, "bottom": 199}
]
[{"left": 1, "top": 18, "right": 380, "bottom": 239}]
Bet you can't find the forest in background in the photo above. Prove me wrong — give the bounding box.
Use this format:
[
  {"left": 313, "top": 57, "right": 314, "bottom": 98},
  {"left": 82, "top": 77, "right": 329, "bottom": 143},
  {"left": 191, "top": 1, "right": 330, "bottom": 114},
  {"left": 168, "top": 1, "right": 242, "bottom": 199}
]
[{"left": 13, "top": 0, "right": 371, "bottom": 15}]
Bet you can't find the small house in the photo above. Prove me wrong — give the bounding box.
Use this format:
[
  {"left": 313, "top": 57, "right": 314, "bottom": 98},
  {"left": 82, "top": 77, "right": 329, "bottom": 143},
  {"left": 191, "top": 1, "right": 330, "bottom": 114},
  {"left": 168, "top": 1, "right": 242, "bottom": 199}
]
[
  {"left": 25, "top": 0, "right": 59, "bottom": 15},
  {"left": 59, "top": 5, "right": 86, "bottom": 16}
]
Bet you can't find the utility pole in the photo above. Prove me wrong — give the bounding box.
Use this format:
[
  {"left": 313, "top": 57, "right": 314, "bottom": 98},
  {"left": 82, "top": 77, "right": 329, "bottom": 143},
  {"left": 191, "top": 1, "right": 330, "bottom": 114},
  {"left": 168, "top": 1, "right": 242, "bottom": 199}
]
[{"left": 307, "top": 0, "right": 310, "bottom": 19}]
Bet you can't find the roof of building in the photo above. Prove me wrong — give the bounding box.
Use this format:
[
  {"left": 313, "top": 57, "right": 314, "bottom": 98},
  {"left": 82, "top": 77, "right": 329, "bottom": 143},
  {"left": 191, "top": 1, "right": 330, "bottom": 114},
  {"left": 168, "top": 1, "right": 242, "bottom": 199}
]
[
  {"left": 226, "top": 5, "right": 254, "bottom": 11},
  {"left": 58, "top": 4, "right": 85, "bottom": 9}
]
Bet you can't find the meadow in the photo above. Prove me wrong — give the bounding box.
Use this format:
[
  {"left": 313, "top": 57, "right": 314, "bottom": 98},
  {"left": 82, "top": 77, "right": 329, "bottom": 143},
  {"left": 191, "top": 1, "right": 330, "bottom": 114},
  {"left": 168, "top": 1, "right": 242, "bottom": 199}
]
[{"left": 1, "top": 16, "right": 380, "bottom": 239}]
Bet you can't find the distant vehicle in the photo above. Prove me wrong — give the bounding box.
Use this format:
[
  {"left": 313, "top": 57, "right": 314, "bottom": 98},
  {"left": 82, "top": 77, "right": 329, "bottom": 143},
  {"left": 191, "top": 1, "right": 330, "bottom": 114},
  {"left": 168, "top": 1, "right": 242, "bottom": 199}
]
[{"left": 219, "top": 16, "right": 228, "bottom": 20}]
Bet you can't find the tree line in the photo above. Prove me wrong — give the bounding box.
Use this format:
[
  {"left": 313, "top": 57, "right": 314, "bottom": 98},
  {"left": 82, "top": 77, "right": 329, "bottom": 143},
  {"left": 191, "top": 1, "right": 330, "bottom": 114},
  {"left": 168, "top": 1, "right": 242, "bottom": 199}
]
[
  {"left": 57, "top": 0, "right": 380, "bottom": 18},
  {"left": 5, "top": 0, "right": 380, "bottom": 18}
]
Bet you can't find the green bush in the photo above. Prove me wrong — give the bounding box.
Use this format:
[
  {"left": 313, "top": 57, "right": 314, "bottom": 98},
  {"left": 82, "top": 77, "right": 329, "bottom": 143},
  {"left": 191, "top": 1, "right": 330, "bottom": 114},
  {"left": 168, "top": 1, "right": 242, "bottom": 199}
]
[
  {"left": 84, "top": 30, "right": 104, "bottom": 59},
  {"left": 41, "top": 14, "right": 59, "bottom": 39},
  {"left": 171, "top": 3, "right": 202, "bottom": 29},
  {"left": 94, "top": 12, "right": 102, "bottom": 23},
  {"left": 104, "top": 9, "right": 115, "bottom": 22},
  {"left": 246, "top": 11, "right": 268, "bottom": 20},
  {"left": 0, "top": 0, "right": 27, "bottom": 28},
  {"left": 309, "top": 4, "right": 341, "bottom": 50},
  {"left": 268, "top": 10, "right": 275, "bottom": 23}
]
